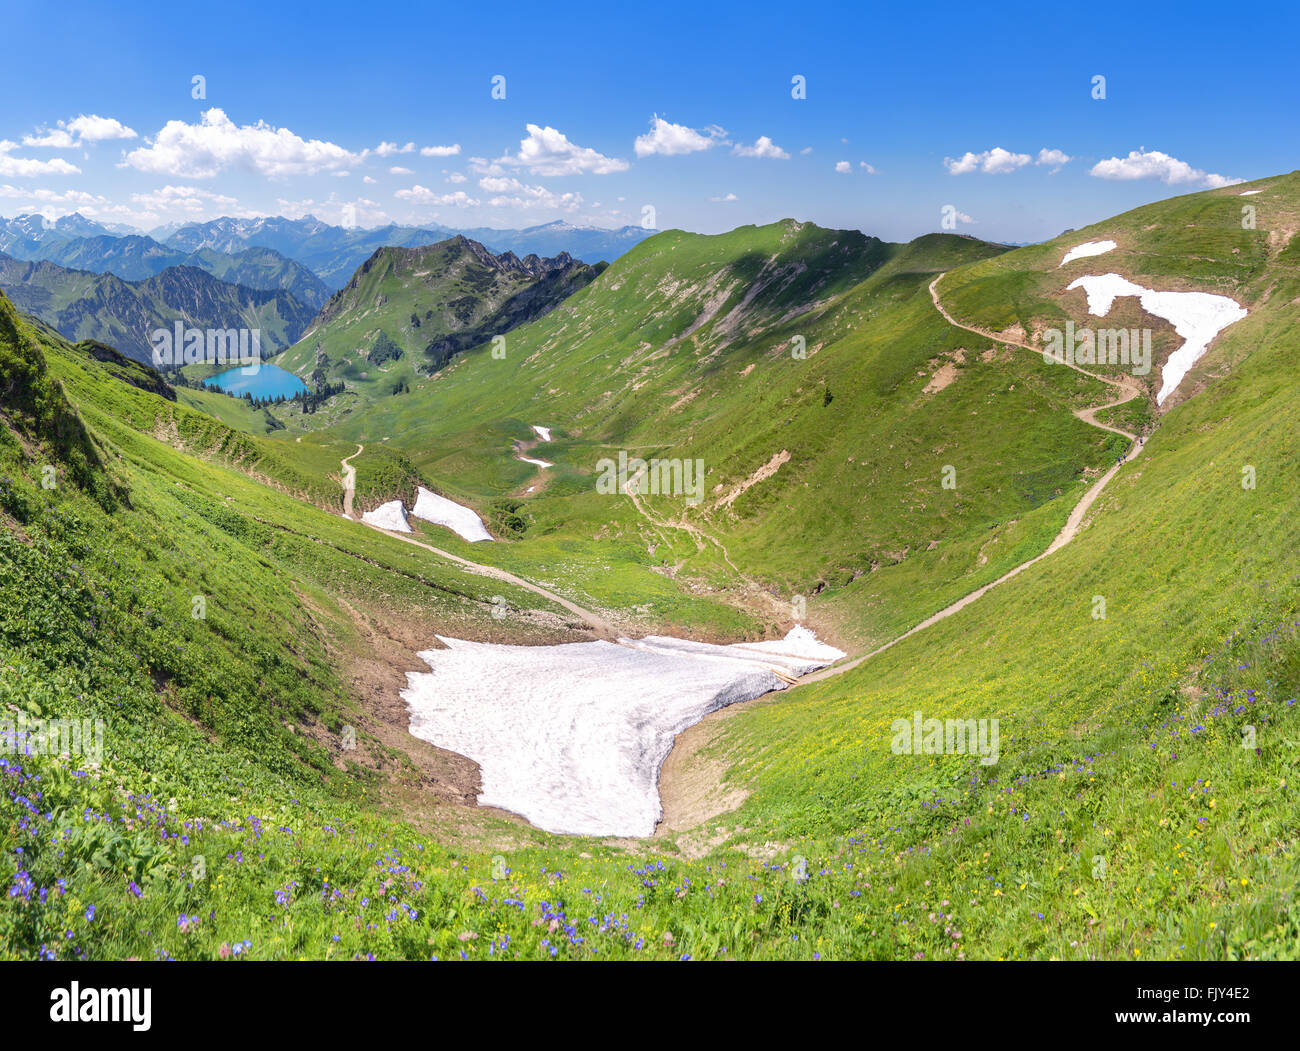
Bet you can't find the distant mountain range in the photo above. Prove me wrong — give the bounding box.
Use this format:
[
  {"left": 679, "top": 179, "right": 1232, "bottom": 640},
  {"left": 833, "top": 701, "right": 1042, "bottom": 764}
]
[
  {"left": 162, "top": 215, "right": 653, "bottom": 289},
  {"left": 0, "top": 253, "right": 315, "bottom": 366}
]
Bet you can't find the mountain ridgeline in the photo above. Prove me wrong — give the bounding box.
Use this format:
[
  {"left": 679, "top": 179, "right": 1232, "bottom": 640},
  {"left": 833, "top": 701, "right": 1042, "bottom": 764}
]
[
  {"left": 276, "top": 235, "right": 605, "bottom": 404},
  {"left": 162, "top": 214, "right": 652, "bottom": 289},
  {"left": 28, "top": 235, "right": 331, "bottom": 310},
  {"left": 0, "top": 254, "right": 316, "bottom": 366}
]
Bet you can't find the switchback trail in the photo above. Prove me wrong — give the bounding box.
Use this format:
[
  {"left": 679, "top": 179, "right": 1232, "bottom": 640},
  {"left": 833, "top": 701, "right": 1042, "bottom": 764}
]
[{"left": 798, "top": 274, "right": 1146, "bottom": 682}]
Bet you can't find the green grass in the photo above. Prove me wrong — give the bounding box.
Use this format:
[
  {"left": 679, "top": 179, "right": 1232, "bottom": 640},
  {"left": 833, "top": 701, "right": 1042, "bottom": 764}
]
[{"left": 5, "top": 175, "right": 1300, "bottom": 961}]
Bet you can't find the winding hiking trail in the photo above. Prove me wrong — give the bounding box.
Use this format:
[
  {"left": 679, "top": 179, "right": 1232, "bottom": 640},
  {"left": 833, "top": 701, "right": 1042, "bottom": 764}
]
[
  {"left": 339, "top": 444, "right": 617, "bottom": 638},
  {"left": 795, "top": 275, "right": 1146, "bottom": 682}
]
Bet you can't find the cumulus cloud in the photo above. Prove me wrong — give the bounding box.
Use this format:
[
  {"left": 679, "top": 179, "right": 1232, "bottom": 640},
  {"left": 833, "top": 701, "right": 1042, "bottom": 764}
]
[
  {"left": 709, "top": 192, "right": 738, "bottom": 202},
  {"left": 835, "top": 160, "right": 851, "bottom": 173},
  {"left": 634, "top": 115, "right": 724, "bottom": 157},
  {"left": 0, "top": 140, "right": 81, "bottom": 176},
  {"left": 1089, "top": 149, "right": 1240, "bottom": 188},
  {"left": 1036, "top": 148, "right": 1071, "bottom": 171},
  {"left": 395, "top": 185, "right": 481, "bottom": 207},
  {"left": 477, "top": 175, "right": 583, "bottom": 211},
  {"left": 389, "top": 166, "right": 414, "bottom": 175},
  {"left": 420, "top": 144, "right": 461, "bottom": 157},
  {"left": 362, "top": 175, "right": 376, "bottom": 184},
  {"left": 123, "top": 108, "right": 361, "bottom": 178},
  {"left": 732, "top": 136, "right": 790, "bottom": 159},
  {"left": 944, "top": 147, "right": 1032, "bottom": 175},
  {"left": 373, "top": 141, "right": 415, "bottom": 157},
  {"left": 445, "top": 171, "right": 467, "bottom": 184},
  {"left": 23, "top": 114, "right": 138, "bottom": 149},
  {"left": 495, "top": 124, "right": 628, "bottom": 176}
]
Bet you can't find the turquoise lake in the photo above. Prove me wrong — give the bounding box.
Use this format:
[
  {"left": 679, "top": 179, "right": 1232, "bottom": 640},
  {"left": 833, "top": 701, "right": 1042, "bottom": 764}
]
[{"left": 205, "top": 364, "right": 309, "bottom": 399}]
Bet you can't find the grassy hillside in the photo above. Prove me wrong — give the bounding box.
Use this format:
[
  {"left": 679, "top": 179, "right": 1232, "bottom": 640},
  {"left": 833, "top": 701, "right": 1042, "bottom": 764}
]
[{"left": 3, "top": 176, "right": 1300, "bottom": 962}]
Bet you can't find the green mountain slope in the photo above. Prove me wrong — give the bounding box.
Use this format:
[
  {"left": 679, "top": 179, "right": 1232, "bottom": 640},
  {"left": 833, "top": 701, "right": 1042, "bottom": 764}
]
[
  {"left": 3, "top": 175, "right": 1299, "bottom": 963},
  {"left": 293, "top": 220, "right": 1131, "bottom": 649},
  {"left": 274, "top": 236, "right": 604, "bottom": 419}
]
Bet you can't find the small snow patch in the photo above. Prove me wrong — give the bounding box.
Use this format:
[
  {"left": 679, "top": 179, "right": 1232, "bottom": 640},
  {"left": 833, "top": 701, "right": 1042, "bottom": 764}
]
[
  {"left": 1239, "top": 189, "right": 1263, "bottom": 196},
  {"left": 362, "top": 500, "right": 412, "bottom": 533},
  {"left": 411, "top": 486, "right": 493, "bottom": 542},
  {"left": 518, "top": 455, "right": 553, "bottom": 468},
  {"left": 1059, "top": 240, "right": 1116, "bottom": 267},
  {"left": 531, "top": 425, "right": 552, "bottom": 442}
]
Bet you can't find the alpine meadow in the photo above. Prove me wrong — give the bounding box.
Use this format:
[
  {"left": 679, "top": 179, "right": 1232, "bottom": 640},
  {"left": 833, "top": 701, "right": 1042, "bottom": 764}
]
[{"left": 2, "top": 0, "right": 1297, "bottom": 1031}]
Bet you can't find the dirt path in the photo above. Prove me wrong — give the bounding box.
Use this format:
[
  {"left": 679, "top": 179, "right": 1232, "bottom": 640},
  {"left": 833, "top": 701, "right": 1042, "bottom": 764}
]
[
  {"left": 655, "top": 272, "right": 1148, "bottom": 831},
  {"left": 340, "top": 443, "right": 362, "bottom": 519},
  {"left": 339, "top": 446, "right": 617, "bottom": 638}
]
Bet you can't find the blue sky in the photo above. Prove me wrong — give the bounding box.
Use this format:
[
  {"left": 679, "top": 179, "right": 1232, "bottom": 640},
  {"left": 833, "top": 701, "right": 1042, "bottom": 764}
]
[{"left": 2, "top": 0, "right": 1295, "bottom": 243}]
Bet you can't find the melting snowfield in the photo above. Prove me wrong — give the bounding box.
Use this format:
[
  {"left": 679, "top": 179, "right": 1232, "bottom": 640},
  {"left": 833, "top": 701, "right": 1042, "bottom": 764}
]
[
  {"left": 361, "top": 500, "right": 412, "bottom": 532},
  {"left": 411, "top": 486, "right": 493, "bottom": 542},
  {"left": 531, "top": 425, "right": 552, "bottom": 442},
  {"left": 401, "top": 627, "right": 844, "bottom": 836},
  {"left": 1066, "top": 273, "right": 1248, "bottom": 404},
  {"left": 518, "top": 455, "right": 553, "bottom": 468},
  {"left": 1059, "top": 240, "right": 1117, "bottom": 267}
]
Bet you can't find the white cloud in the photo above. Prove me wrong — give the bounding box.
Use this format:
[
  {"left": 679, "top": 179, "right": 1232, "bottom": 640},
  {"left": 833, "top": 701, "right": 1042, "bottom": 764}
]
[
  {"left": 123, "top": 108, "right": 361, "bottom": 178},
  {"left": 24, "top": 114, "right": 138, "bottom": 149},
  {"left": 445, "top": 171, "right": 467, "bottom": 184},
  {"left": 373, "top": 141, "right": 415, "bottom": 157},
  {"left": 1035, "top": 148, "right": 1071, "bottom": 171},
  {"left": 331, "top": 171, "right": 351, "bottom": 178},
  {"left": 395, "top": 185, "right": 481, "bottom": 207},
  {"left": 419, "top": 144, "right": 461, "bottom": 157},
  {"left": 834, "top": 160, "right": 851, "bottom": 173},
  {"left": 634, "top": 115, "right": 723, "bottom": 157},
  {"left": 860, "top": 161, "right": 877, "bottom": 174},
  {"left": 709, "top": 192, "right": 738, "bottom": 202},
  {"left": 1089, "top": 149, "right": 1240, "bottom": 188},
  {"left": 732, "top": 136, "right": 790, "bottom": 159},
  {"left": 389, "top": 166, "right": 414, "bottom": 175},
  {"left": 800, "top": 146, "right": 813, "bottom": 155},
  {"left": 496, "top": 124, "right": 628, "bottom": 176},
  {"left": 0, "top": 184, "right": 106, "bottom": 207},
  {"left": 131, "top": 184, "right": 241, "bottom": 215},
  {"left": 477, "top": 175, "right": 583, "bottom": 211},
  {"left": 0, "top": 141, "right": 81, "bottom": 176},
  {"left": 944, "top": 147, "right": 1032, "bottom": 175},
  {"left": 363, "top": 175, "right": 376, "bottom": 184}
]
